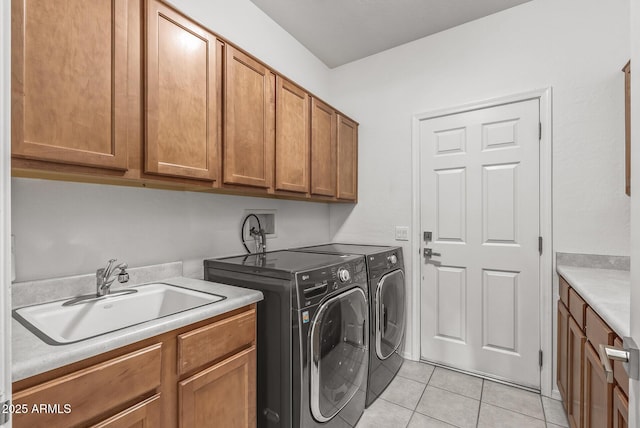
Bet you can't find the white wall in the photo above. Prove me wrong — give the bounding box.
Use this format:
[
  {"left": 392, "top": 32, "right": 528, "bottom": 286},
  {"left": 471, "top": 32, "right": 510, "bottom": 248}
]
[
  {"left": 12, "top": 178, "right": 331, "bottom": 281},
  {"left": 11, "top": 0, "right": 334, "bottom": 283},
  {"left": 328, "top": 0, "right": 630, "bottom": 379},
  {"left": 167, "top": 0, "right": 330, "bottom": 99}
]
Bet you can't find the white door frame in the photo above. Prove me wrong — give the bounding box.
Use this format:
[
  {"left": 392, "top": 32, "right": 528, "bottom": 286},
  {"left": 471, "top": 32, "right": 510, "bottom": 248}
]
[
  {"left": 1, "top": 0, "right": 11, "bottom": 424},
  {"left": 410, "top": 88, "right": 553, "bottom": 397}
]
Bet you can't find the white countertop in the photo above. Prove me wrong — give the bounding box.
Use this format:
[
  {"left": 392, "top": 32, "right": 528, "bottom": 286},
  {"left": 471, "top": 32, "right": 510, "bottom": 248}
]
[
  {"left": 12, "top": 277, "right": 263, "bottom": 382},
  {"left": 557, "top": 265, "right": 630, "bottom": 338}
]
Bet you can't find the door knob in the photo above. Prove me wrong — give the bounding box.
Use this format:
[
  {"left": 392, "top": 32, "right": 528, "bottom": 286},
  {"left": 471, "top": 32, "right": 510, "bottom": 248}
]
[{"left": 423, "top": 248, "right": 441, "bottom": 258}]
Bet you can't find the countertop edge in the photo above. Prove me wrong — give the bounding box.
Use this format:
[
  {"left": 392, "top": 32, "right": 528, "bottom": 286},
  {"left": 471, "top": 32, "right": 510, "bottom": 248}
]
[
  {"left": 557, "top": 265, "right": 630, "bottom": 338},
  {"left": 12, "top": 277, "right": 263, "bottom": 382}
]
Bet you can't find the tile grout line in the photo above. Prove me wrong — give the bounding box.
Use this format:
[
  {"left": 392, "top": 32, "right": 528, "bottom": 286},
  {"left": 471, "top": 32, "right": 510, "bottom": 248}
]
[
  {"left": 405, "top": 366, "right": 435, "bottom": 427},
  {"left": 540, "top": 394, "right": 547, "bottom": 424},
  {"left": 476, "top": 379, "right": 484, "bottom": 428}
]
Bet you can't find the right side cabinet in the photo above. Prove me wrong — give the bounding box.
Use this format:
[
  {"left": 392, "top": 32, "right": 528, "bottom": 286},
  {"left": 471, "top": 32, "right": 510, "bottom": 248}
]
[{"left": 557, "top": 276, "right": 629, "bottom": 428}]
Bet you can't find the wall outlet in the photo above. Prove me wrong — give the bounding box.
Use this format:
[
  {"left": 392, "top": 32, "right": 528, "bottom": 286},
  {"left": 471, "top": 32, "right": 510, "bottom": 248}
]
[{"left": 395, "top": 226, "right": 409, "bottom": 241}]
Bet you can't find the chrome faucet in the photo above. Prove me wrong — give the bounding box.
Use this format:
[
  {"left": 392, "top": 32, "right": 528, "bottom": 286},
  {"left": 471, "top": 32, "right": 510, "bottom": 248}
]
[
  {"left": 250, "top": 227, "right": 267, "bottom": 254},
  {"left": 96, "top": 259, "right": 129, "bottom": 297}
]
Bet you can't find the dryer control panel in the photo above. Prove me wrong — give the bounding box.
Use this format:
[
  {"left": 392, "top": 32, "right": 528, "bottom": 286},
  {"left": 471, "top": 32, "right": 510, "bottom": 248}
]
[
  {"left": 296, "top": 258, "right": 366, "bottom": 309},
  {"left": 368, "top": 249, "right": 404, "bottom": 281}
]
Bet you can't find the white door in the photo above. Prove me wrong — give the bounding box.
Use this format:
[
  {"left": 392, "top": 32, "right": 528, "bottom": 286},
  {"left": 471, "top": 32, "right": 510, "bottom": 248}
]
[{"left": 419, "top": 99, "right": 541, "bottom": 389}]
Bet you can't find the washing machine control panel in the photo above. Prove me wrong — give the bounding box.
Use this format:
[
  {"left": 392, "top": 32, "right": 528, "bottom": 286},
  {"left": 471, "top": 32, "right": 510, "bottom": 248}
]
[{"left": 296, "top": 258, "right": 366, "bottom": 308}]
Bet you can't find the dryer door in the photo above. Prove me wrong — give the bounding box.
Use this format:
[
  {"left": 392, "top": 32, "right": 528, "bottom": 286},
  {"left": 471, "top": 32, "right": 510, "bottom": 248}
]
[
  {"left": 376, "top": 269, "right": 406, "bottom": 360},
  {"left": 310, "top": 287, "right": 368, "bottom": 422}
]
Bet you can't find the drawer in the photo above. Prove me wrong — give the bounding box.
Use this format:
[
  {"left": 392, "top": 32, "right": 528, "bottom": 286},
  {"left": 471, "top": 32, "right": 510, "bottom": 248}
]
[
  {"left": 586, "top": 307, "right": 615, "bottom": 348},
  {"left": 559, "top": 275, "right": 570, "bottom": 307},
  {"left": 91, "top": 394, "right": 161, "bottom": 428},
  {"left": 569, "top": 288, "right": 587, "bottom": 329},
  {"left": 613, "top": 337, "right": 629, "bottom": 397},
  {"left": 13, "top": 343, "right": 162, "bottom": 428},
  {"left": 178, "top": 307, "right": 256, "bottom": 375}
]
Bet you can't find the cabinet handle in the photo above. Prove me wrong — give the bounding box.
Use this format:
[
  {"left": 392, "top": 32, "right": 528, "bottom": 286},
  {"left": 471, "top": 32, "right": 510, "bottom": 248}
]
[{"left": 598, "top": 344, "right": 629, "bottom": 383}]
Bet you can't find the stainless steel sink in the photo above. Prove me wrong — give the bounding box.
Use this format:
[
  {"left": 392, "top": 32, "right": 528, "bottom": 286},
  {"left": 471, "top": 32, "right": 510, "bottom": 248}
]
[{"left": 13, "top": 282, "right": 225, "bottom": 344}]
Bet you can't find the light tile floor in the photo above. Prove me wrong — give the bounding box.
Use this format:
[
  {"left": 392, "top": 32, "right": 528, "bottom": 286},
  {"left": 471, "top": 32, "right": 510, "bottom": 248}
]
[{"left": 356, "top": 361, "right": 569, "bottom": 428}]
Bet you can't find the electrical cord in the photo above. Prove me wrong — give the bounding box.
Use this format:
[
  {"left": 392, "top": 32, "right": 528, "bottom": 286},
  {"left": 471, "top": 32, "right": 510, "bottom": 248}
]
[{"left": 241, "top": 214, "right": 262, "bottom": 253}]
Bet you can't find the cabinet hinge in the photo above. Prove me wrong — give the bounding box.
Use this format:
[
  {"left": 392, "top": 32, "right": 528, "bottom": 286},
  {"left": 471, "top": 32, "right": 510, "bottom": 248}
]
[
  {"left": 538, "top": 236, "right": 543, "bottom": 255},
  {"left": 539, "top": 350, "right": 543, "bottom": 367},
  {"left": 0, "top": 401, "right": 9, "bottom": 425},
  {"left": 539, "top": 122, "right": 542, "bottom": 140}
]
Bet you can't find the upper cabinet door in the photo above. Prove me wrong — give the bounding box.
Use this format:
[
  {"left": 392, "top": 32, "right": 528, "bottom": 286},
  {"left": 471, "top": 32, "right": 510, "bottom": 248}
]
[
  {"left": 310, "top": 98, "right": 336, "bottom": 197},
  {"left": 336, "top": 115, "right": 358, "bottom": 201},
  {"left": 224, "top": 46, "right": 275, "bottom": 189},
  {"left": 275, "top": 77, "right": 310, "bottom": 194},
  {"left": 12, "top": 0, "right": 128, "bottom": 170},
  {"left": 145, "top": 0, "right": 220, "bottom": 182}
]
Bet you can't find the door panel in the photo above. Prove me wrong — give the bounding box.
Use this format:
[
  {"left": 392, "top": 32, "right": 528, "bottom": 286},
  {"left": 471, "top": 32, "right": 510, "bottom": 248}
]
[
  {"left": 435, "top": 266, "right": 466, "bottom": 342},
  {"left": 275, "top": 77, "right": 309, "bottom": 193},
  {"left": 145, "top": 0, "right": 219, "bottom": 181},
  {"left": 224, "top": 46, "right": 275, "bottom": 189},
  {"left": 420, "top": 99, "right": 540, "bottom": 388},
  {"left": 336, "top": 115, "right": 358, "bottom": 200},
  {"left": 482, "top": 269, "right": 518, "bottom": 352},
  {"left": 12, "top": 0, "right": 128, "bottom": 170},
  {"left": 310, "top": 98, "right": 336, "bottom": 197}
]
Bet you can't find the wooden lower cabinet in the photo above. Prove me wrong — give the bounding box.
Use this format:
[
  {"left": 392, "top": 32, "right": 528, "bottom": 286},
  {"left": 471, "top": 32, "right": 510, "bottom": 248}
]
[
  {"left": 583, "top": 342, "right": 613, "bottom": 428},
  {"left": 557, "top": 275, "right": 630, "bottom": 428},
  {"left": 557, "top": 301, "right": 569, "bottom": 405},
  {"left": 568, "top": 316, "right": 586, "bottom": 428},
  {"left": 612, "top": 386, "right": 629, "bottom": 428},
  {"left": 179, "top": 346, "right": 256, "bottom": 428},
  {"left": 91, "top": 394, "right": 161, "bottom": 428},
  {"left": 13, "top": 305, "right": 257, "bottom": 428}
]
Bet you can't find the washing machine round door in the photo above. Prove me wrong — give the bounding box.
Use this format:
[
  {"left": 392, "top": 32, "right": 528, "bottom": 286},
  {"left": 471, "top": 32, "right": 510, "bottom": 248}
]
[
  {"left": 375, "top": 269, "right": 406, "bottom": 360},
  {"left": 310, "top": 287, "right": 368, "bottom": 423}
]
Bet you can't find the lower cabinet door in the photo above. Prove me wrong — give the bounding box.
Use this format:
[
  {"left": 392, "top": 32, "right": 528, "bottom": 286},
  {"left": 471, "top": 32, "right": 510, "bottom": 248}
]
[
  {"left": 179, "top": 346, "right": 256, "bottom": 428},
  {"left": 612, "top": 386, "right": 628, "bottom": 428},
  {"left": 558, "top": 301, "right": 569, "bottom": 406},
  {"left": 568, "top": 316, "right": 586, "bottom": 428},
  {"left": 91, "top": 395, "right": 161, "bottom": 428},
  {"left": 583, "top": 342, "right": 613, "bottom": 428}
]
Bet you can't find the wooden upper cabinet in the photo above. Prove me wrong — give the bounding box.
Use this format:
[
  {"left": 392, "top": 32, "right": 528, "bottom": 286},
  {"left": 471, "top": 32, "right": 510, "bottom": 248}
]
[
  {"left": 145, "top": 0, "right": 220, "bottom": 182},
  {"left": 275, "top": 77, "right": 310, "bottom": 194},
  {"left": 12, "top": 0, "right": 129, "bottom": 170},
  {"left": 224, "top": 46, "right": 275, "bottom": 189},
  {"left": 310, "top": 98, "right": 337, "bottom": 197},
  {"left": 336, "top": 114, "right": 358, "bottom": 201}
]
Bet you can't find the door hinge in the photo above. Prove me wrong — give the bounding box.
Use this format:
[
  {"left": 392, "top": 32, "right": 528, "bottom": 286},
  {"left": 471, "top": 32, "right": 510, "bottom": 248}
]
[
  {"left": 539, "top": 350, "right": 543, "bottom": 367},
  {"left": 539, "top": 122, "right": 542, "bottom": 140},
  {"left": 538, "top": 236, "right": 543, "bottom": 255},
  {"left": 0, "top": 401, "right": 9, "bottom": 425}
]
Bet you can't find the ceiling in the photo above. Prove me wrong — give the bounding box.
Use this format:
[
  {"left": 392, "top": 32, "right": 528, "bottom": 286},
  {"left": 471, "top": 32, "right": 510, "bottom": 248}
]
[{"left": 250, "top": 0, "right": 534, "bottom": 68}]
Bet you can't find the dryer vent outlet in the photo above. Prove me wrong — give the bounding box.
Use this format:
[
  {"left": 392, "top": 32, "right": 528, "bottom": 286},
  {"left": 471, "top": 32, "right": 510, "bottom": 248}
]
[{"left": 244, "top": 210, "right": 277, "bottom": 237}]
